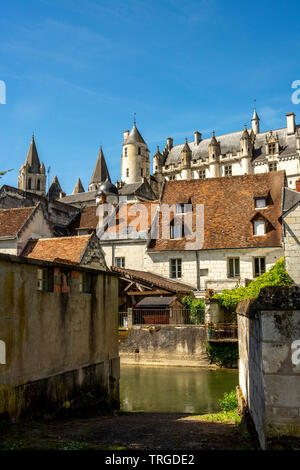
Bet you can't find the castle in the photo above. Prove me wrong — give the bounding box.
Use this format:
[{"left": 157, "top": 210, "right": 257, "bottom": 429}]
[{"left": 17, "top": 108, "right": 300, "bottom": 204}]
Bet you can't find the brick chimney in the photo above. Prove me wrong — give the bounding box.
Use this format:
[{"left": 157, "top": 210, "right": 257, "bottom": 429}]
[{"left": 295, "top": 178, "right": 300, "bottom": 192}]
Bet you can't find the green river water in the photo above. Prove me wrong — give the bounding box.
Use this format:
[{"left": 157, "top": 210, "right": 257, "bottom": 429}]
[{"left": 120, "top": 365, "right": 238, "bottom": 414}]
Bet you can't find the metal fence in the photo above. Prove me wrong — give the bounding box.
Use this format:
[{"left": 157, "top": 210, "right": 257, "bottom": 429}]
[{"left": 118, "top": 310, "right": 238, "bottom": 341}]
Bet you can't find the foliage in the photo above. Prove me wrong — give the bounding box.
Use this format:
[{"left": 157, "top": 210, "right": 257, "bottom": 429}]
[
  {"left": 182, "top": 296, "right": 205, "bottom": 324},
  {"left": 206, "top": 342, "right": 239, "bottom": 368},
  {"left": 191, "top": 409, "right": 241, "bottom": 425},
  {"left": 218, "top": 389, "right": 238, "bottom": 412},
  {"left": 214, "top": 258, "right": 293, "bottom": 313}
]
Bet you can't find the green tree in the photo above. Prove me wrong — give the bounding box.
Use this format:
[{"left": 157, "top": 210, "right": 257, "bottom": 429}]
[{"left": 182, "top": 296, "right": 205, "bottom": 324}]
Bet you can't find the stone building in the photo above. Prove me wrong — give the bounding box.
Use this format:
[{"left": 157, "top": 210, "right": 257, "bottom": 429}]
[
  {"left": 0, "top": 253, "right": 119, "bottom": 419},
  {"left": 282, "top": 179, "right": 300, "bottom": 282},
  {"left": 0, "top": 204, "right": 53, "bottom": 255},
  {"left": 155, "top": 111, "right": 300, "bottom": 189}
]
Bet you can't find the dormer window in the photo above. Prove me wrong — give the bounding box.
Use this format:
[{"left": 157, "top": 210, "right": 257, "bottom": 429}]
[
  {"left": 254, "top": 220, "right": 265, "bottom": 236},
  {"left": 268, "top": 143, "right": 276, "bottom": 155},
  {"left": 170, "top": 219, "right": 183, "bottom": 239},
  {"left": 255, "top": 198, "right": 267, "bottom": 209}
]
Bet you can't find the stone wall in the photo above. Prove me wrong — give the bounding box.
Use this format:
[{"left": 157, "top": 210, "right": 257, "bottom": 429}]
[
  {"left": 0, "top": 254, "right": 120, "bottom": 419},
  {"left": 119, "top": 325, "right": 211, "bottom": 367},
  {"left": 283, "top": 202, "right": 300, "bottom": 283},
  {"left": 237, "top": 286, "right": 300, "bottom": 449}
]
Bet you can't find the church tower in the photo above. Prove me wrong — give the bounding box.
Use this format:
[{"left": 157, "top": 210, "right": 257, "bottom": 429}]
[
  {"left": 18, "top": 135, "right": 46, "bottom": 195},
  {"left": 88, "top": 146, "right": 111, "bottom": 192},
  {"left": 121, "top": 120, "right": 150, "bottom": 184}
]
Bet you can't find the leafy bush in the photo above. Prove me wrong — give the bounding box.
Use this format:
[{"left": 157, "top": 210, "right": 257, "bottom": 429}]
[
  {"left": 214, "top": 258, "right": 293, "bottom": 314},
  {"left": 206, "top": 342, "right": 239, "bottom": 368},
  {"left": 182, "top": 296, "right": 205, "bottom": 324},
  {"left": 218, "top": 390, "right": 238, "bottom": 412}
]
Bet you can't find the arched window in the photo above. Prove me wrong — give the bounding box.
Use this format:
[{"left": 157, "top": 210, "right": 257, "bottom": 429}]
[
  {"left": 37, "top": 179, "right": 40, "bottom": 191},
  {"left": 28, "top": 178, "right": 31, "bottom": 190}
]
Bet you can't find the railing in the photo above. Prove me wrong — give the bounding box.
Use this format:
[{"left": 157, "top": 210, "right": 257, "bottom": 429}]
[
  {"left": 205, "top": 323, "right": 238, "bottom": 341},
  {"left": 119, "top": 309, "right": 204, "bottom": 327}
]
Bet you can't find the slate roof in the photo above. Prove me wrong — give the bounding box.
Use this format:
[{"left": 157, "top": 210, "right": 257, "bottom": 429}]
[
  {"left": 124, "top": 125, "right": 146, "bottom": 145},
  {"left": 72, "top": 178, "right": 85, "bottom": 194},
  {"left": 0, "top": 206, "right": 37, "bottom": 237},
  {"left": 111, "top": 266, "right": 194, "bottom": 293},
  {"left": 164, "top": 126, "right": 299, "bottom": 166},
  {"left": 135, "top": 296, "right": 177, "bottom": 307},
  {"left": 21, "top": 235, "right": 91, "bottom": 264},
  {"left": 148, "top": 172, "right": 285, "bottom": 251},
  {"left": 60, "top": 190, "right": 98, "bottom": 205},
  {"left": 282, "top": 187, "right": 300, "bottom": 213}
]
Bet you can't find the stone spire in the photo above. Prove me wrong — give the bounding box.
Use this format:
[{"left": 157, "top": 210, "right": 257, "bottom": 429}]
[
  {"left": 89, "top": 146, "right": 111, "bottom": 192},
  {"left": 48, "top": 175, "right": 65, "bottom": 201},
  {"left": 25, "top": 134, "right": 41, "bottom": 173},
  {"left": 72, "top": 178, "right": 85, "bottom": 194}
]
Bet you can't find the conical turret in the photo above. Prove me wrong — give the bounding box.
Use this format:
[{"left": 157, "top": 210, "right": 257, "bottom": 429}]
[
  {"left": 89, "top": 146, "right": 111, "bottom": 192},
  {"left": 72, "top": 178, "right": 85, "bottom": 194}
]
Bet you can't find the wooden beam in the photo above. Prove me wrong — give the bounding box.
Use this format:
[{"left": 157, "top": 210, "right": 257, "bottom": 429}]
[{"left": 127, "top": 290, "right": 171, "bottom": 296}]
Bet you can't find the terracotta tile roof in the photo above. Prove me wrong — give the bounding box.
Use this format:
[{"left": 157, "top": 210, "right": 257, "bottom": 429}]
[
  {"left": 148, "top": 172, "right": 284, "bottom": 251},
  {"left": 111, "top": 266, "right": 194, "bottom": 293},
  {"left": 0, "top": 206, "right": 36, "bottom": 238},
  {"left": 21, "top": 235, "right": 91, "bottom": 264},
  {"left": 105, "top": 201, "right": 158, "bottom": 234}
]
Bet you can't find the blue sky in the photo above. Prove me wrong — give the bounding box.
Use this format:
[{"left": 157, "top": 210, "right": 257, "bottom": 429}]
[{"left": 0, "top": 0, "right": 299, "bottom": 193}]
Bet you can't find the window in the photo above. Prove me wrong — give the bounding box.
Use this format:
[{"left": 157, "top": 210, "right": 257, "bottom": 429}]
[
  {"left": 254, "top": 257, "right": 266, "bottom": 277},
  {"left": 28, "top": 178, "right": 31, "bottom": 190},
  {"left": 170, "top": 258, "right": 182, "bottom": 278},
  {"left": 170, "top": 219, "right": 183, "bottom": 239},
  {"left": 176, "top": 203, "right": 186, "bottom": 214},
  {"left": 37, "top": 180, "right": 40, "bottom": 191},
  {"left": 80, "top": 272, "right": 92, "bottom": 293},
  {"left": 141, "top": 168, "right": 144, "bottom": 177},
  {"left": 138, "top": 147, "right": 141, "bottom": 155},
  {"left": 200, "top": 268, "right": 209, "bottom": 277},
  {"left": 255, "top": 198, "right": 267, "bottom": 209},
  {"left": 126, "top": 168, "right": 129, "bottom": 177},
  {"left": 37, "top": 268, "right": 54, "bottom": 292},
  {"left": 268, "top": 143, "right": 276, "bottom": 155},
  {"left": 269, "top": 162, "right": 277, "bottom": 172},
  {"left": 225, "top": 165, "right": 232, "bottom": 176},
  {"left": 198, "top": 170, "right": 206, "bottom": 179},
  {"left": 228, "top": 258, "right": 240, "bottom": 278},
  {"left": 254, "top": 220, "right": 265, "bottom": 236},
  {"left": 115, "top": 257, "right": 125, "bottom": 268},
  {"left": 124, "top": 148, "right": 127, "bottom": 157}
]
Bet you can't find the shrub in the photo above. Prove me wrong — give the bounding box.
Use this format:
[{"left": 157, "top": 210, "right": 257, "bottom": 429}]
[
  {"left": 218, "top": 390, "right": 238, "bottom": 412},
  {"left": 206, "top": 342, "right": 239, "bottom": 368},
  {"left": 182, "top": 296, "right": 205, "bottom": 324},
  {"left": 214, "top": 258, "right": 293, "bottom": 314}
]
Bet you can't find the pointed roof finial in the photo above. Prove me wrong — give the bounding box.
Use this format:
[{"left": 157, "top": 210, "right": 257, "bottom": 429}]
[{"left": 133, "top": 112, "right": 136, "bottom": 126}]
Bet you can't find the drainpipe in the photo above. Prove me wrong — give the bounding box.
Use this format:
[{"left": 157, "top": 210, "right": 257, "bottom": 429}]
[{"left": 196, "top": 251, "right": 200, "bottom": 291}]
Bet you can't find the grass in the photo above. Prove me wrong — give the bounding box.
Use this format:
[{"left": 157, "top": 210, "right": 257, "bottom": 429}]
[{"left": 189, "top": 409, "right": 241, "bottom": 425}]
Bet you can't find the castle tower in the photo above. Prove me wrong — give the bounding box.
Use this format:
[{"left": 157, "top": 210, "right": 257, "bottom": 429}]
[
  {"left": 208, "top": 131, "right": 220, "bottom": 178},
  {"left": 180, "top": 138, "right": 192, "bottom": 180},
  {"left": 153, "top": 146, "right": 163, "bottom": 175},
  {"left": 251, "top": 109, "right": 260, "bottom": 135},
  {"left": 88, "top": 146, "right": 111, "bottom": 192},
  {"left": 121, "top": 121, "right": 150, "bottom": 184},
  {"left": 240, "top": 124, "right": 253, "bottom": 174},
  {"left": 18, "top": 135, "right": 46, "bottom": 195}
]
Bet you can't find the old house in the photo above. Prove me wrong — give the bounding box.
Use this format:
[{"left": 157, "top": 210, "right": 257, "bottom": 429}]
[
  {"left": 21, "top": 233, "right": 107, "bottom": 270},
  {"left": 0, "top": 253, "right": 119, "bottom": 419},
  {"left": 145, "top": 172, "right": 285, "bottom": 292},
  {"left": 0, "top": 204, "right": 53, "bottom": 255}
]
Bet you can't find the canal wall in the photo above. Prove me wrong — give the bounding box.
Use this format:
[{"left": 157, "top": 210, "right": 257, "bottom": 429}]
[
  {"left": 237, "top": 286, "right": 300, "bottom": 450},
  {"left": 119, "top": 325, "right": 213, "bottom": 367}
]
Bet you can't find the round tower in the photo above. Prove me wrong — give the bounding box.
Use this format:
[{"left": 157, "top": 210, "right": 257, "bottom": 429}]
[{"left": 121, "top": 122, "right": 150, "bottom": 184}]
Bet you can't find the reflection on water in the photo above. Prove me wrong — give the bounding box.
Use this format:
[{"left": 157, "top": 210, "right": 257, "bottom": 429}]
[{"left": 120, "top": 365, "right": 238, "bottom": 414}]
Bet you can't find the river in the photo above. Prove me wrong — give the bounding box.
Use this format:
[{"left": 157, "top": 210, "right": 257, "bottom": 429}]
[{"left": 120, "top": 365, "right": 238, "bottom": 414}]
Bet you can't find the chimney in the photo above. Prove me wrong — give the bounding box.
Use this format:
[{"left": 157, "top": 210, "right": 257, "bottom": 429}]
[
  {"left": 167, "top": 137, "right": 173, "bottom": 150},
  {"left": 286, "top": 113, "right": 296, "bottom": 135},
  {"left": 296, "top": 179, "right": 300, "bottom": 192},
  {"left": 123, "top": 130, "right": 129, "bottom": 142},
  {"left": 194, "top": 131, "right": 202, "bottom": 145}
]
